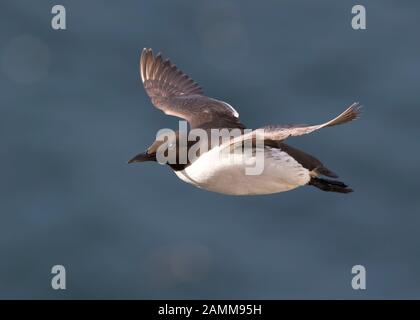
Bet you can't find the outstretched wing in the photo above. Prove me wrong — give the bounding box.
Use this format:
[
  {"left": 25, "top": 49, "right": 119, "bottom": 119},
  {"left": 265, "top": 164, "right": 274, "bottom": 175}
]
[
  {"left": 221, "top": 103, "right": 362, "bottom": 149},
  {"left": 261, "top": 102, "right": 361, "bottom": 140},
  {"left": 140, "top": 48, "right": 245, "bottom": 129}
]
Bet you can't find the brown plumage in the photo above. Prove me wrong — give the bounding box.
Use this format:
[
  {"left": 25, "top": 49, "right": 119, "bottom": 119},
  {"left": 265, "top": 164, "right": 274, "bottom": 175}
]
[
  {"left": 261, "top": 103, "right": 361, "bottom": 140},
  {"left": 140, "top": 48, "right": 245, "bottom": 129},
  {"left": 132, "top": 48, "right": 362, "bottom": 194}
]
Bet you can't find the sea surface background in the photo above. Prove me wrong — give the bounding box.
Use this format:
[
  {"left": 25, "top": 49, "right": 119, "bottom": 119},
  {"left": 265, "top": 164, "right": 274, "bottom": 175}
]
[{"left": 1, "top": 0, "right": 419, "bottom": 298}]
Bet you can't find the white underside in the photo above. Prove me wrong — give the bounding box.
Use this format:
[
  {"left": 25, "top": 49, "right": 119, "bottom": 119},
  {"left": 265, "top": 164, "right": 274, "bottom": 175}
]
[{"left": 174, "top": 146, "right": 310, "bottom": 195}]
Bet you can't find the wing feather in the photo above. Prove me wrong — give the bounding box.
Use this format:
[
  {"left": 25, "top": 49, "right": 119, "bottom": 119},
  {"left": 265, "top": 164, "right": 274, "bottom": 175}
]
[
  {"left": 220, "top": 103, "right": 362, "bottom": 150},
  {"left": 139, "top": 48, "right": 244, "bottom": 129},
  {"left": 263, "top": 102, "right": 362, "bottom": 140}
]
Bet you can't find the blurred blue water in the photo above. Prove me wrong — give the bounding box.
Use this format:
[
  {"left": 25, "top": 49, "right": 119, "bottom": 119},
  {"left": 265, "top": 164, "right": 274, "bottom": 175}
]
[{"left": 1, "top": 0, "right": 419, "bottom": 299}]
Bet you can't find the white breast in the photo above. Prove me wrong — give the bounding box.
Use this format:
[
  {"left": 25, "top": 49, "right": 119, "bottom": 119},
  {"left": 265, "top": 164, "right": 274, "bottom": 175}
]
[{"left": 174, "top": 146, "right": 310, "bottom": 195}]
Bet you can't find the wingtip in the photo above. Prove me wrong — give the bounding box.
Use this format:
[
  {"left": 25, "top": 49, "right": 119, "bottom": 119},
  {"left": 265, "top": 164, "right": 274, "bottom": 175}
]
[
  {"left": 141, "top": 48, "right": 154, "bottom": 61},
  {"left": 140, "top": 48, "right": 155, "bottom": 82},
  {"left": 322, "top": 102, "right": 363, "bottom": 128},
  {"left": 341, "top": 102, "right": 363, "bottom": 123},
  {"left": 349, "top": 102, "right": 363, "bottom": 121}
]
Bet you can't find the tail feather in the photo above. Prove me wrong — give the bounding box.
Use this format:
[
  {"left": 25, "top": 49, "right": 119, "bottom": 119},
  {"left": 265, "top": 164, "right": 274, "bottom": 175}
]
[
  {"left": 308, "top": 177, "right": 353, "bottom": 193},
  {"left": 312, "top": 166, "right": 339, "bottom": 179}
]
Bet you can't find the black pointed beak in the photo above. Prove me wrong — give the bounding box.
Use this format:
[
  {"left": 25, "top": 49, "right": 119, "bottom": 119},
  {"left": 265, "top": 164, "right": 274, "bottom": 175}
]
[{"left": 127, "top": 152, "right": 156, "bottom": 164}]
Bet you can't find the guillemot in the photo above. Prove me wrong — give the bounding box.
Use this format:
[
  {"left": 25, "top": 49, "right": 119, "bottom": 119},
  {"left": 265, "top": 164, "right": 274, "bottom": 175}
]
[{"left": 128, "top": 48, "right": 361, "bottom": 195}]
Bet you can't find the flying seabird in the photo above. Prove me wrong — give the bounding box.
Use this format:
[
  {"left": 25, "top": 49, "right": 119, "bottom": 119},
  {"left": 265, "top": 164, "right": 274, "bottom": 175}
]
[{"left": 128, "top": 48, "right": 361, "bottom": 195}]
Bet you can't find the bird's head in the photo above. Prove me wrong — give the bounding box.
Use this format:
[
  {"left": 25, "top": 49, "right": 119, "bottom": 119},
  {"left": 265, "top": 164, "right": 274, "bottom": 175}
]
[
  {"left": 127, "top": 142, "right": 159, "bottom": 164},
  {"left": 128, "top": 131, "right": 191, "bottom": 170}
]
